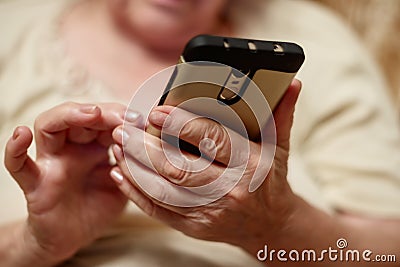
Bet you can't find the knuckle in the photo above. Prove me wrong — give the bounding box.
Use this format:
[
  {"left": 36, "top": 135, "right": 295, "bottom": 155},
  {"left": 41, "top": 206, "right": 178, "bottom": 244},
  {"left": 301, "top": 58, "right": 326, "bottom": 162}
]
[
  {"left": 153, "top": 184, "right": 168, "bottom": 205},
  {"left": 33, "top": 115, "right": 43, "bottom": 132},
  {"left": 34, "top": 102, "right": 73, "bottom": 130},
  {"left": 60, "top": 101, "right": 78, "bottom": 114},
  {"left": 161, "top": 158, "right": 189, "bottom": 185},
  {"left": 161, "top": 161, "right": 175, "bottom": 178},
  {"left": 205, "top": 123, "right": 231, "bottom": 160},
  {"left": 229, "top": 187, "right": 249, "bottom": 203},
  {"left": 206, "top": 123, "right": 229, "bottom": 148},
  {"left": 191, "top": 207, "right": 226, "bottom": 230},
  {"left": 4, "top": 154, "right": 24, "bottom": 173},
  {"left": 179, "top": 118, "right": 197, "bottom": 140}
]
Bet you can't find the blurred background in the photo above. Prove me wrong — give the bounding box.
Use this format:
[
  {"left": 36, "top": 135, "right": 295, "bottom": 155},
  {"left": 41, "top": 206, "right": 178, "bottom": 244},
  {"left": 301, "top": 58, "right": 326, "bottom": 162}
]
[
  {"left": 314, "top": 0, "right": 400, "bottom": 108},
  {"left": 1, "top": 0, "right": 399, "bottom": 108}
]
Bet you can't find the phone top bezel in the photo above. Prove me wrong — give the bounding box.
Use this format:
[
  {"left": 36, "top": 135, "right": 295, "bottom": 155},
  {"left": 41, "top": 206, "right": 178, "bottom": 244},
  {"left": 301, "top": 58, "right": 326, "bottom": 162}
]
[{"left": 182, "top": 35, "right": 305, "bottom": 75}]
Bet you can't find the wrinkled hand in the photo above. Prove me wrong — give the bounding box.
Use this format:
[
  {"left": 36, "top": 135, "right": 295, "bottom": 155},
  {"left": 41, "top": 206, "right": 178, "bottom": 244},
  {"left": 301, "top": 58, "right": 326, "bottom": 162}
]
[
  {"left": 111, "top": 80, "right": 302, "bottom": 254},
  {"left": 4, "top": 102, "right": 130, "bottom": 265}
]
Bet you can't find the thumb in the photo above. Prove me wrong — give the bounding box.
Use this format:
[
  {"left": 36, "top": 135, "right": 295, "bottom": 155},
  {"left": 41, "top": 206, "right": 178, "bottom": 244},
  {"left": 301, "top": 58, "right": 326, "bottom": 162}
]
[
  {"left": 4, "top": 126, "right": 40, "bottom": 194},
  {"left": 273, "top": 79, "right": 302, "bottom": 151}
]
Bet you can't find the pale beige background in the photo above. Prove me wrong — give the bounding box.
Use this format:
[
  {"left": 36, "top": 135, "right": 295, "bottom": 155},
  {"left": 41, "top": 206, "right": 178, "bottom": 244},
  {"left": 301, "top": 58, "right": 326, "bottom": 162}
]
[{"left": 314, "top": 0, "right": 400, "bottom": 107}]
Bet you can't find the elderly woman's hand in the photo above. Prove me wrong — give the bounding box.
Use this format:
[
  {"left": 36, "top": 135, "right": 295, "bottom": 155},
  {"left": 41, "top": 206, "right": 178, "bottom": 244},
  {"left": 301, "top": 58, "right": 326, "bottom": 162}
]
[
  {"left": 4, "top": 102, "right": 130, "bottom": 266},
  {"left": 111, "top": 81, "right": 304, "bottom": 254}
]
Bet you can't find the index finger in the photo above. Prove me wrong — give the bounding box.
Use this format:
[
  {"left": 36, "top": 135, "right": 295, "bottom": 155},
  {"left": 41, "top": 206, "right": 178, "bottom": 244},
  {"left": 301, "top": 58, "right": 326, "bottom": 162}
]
[
  {"left": 148, "top": 106, "right": 251, "bottom": 167},
  {"left": 35, "top": 102, "right": 125, "bottom": 154}
]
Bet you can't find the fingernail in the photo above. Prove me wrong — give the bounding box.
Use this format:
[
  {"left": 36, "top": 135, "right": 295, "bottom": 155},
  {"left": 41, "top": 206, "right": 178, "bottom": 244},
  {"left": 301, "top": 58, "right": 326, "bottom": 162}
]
[
  {"left": 80, "top": 104, "right": 99, "bottom": 114},
  {"left": 110, "top": 169, "right": 124, "bottom": 184},
  {"left": 113, "top": 144, "right": 123, "bottom": 161},
  {"left": 125, "top": 110, "right": 142, "bottom": 123},
  {"left": 115, "top": 128, "right": 129, "bottom": 142},
  {"left": 149, "top": 110, "right": 170, "bottom": 127},
  {"left": 12, "top": 127, "right": 20, "bottom": 140}
]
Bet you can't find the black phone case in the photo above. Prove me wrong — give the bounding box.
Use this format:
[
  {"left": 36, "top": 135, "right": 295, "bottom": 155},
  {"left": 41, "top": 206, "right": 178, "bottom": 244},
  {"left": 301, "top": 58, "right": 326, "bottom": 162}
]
[{"left": 182, "top": 35, "right": 304, "bottom": 74}]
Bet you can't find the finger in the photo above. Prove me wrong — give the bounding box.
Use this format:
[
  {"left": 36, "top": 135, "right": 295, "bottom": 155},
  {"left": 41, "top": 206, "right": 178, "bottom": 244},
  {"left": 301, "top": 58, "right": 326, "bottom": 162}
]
[
  {"left": 110, "top": 156, "right": 185, "bottom": 216},
  {"left": 121, "top": 126, "right": 224, "bottom": 187},
  {"left": 112, "top": 126, "right": 124, "bottom": 146},
  {"left": 87, "top": 102, "right": 127, "bottom": 130},
  {"left": 4, "top": 126, "right": 40, "bottom": 193},
  {"left": 112, "top": 109, "right": 145, "bottom": 146},
  {"left": 34, "top": 102, "right": 102, "bottom": 154},
  {"left": 272, "top": 79, "right": 302, "bottom": 150},
  {"left": 113, "top": 144, "right": 222, "bottom": 209},
  {"left": 111, "top": 167, "right": 207, "bottom": 238},
  {"left": 96, "top": 130, "right": 114, "bottom": 147},
  {"left": 35, "top": 102, "right": 126, "bottom": 154},
  {"left": 110, "top": 166, "right": 188, "bottom": 225},
  {"left": 67, "top": 126, "right": 98, "bottom": 144},
  {"left": 148, "top": 106, "right": 250, "bottom": 166},
  {"left": 92, "top": 105, "right": 141, "bottom": 147},
  {"left": 113, "top": 123, "right": 146, "bottom": 147}
]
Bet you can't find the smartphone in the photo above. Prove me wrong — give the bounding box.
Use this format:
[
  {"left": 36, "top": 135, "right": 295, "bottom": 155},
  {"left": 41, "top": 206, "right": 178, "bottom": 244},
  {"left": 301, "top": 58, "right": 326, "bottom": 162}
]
[{"left": 148, "top": 35, "right": 305, "bottom": 144}]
